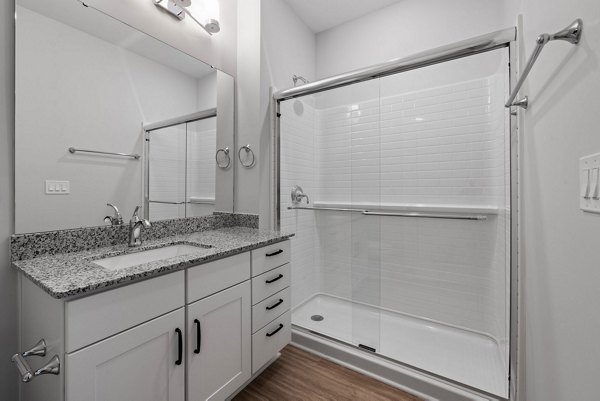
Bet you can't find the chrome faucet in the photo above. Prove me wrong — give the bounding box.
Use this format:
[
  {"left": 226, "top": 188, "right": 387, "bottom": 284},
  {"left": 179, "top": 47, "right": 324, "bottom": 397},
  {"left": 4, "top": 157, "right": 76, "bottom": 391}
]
[
  {"left": 104, "top": 203, "right": 124, "bottom": 226},
  {"left": 291, "top": 185, "right": 310, "bottom": 205},
  {"left": 128, "top": 206, "right": 151, "bottom": 247}
]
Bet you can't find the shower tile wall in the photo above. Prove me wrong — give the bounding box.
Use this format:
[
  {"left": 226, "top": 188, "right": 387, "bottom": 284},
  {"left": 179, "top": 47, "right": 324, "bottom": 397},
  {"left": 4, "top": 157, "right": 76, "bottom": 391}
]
[
  {"left": 283, "top": 49, "right": 510, "bottom": 345},
  {"left": 280, "top": 99, "right": 320, "bottom": 307},
  {"left": 315, "top": 75, "right": 509, "bottom": 341}
]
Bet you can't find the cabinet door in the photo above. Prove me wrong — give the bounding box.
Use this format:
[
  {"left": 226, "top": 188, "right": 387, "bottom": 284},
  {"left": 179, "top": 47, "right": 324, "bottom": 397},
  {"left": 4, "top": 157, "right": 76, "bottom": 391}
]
[
  {"left": 187, "top": 281, "right": 251, "bottom": 401},
  {"left": 66, "top": 308, "right": 185, "bottom": 401}
]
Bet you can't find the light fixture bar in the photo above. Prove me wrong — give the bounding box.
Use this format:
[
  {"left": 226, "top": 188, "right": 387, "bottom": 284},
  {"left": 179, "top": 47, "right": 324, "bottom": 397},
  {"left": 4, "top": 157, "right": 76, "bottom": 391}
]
[{"left": 153, "top": 0, "right": 220, "bottom": 36}]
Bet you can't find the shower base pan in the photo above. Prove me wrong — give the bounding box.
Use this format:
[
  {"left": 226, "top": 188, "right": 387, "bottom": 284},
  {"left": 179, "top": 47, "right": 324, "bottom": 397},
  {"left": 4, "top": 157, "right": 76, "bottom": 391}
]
[{"left": 292, "top": 293, "right": 507, "bottom": 398}]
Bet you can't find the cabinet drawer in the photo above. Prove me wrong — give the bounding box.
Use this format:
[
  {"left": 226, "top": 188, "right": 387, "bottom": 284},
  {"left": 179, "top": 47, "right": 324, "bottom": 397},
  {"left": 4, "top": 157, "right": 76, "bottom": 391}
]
[
  {"left": 187, "top": 252, "right": 250, "bottom": 303},
  {"left": 251, "top": 311, "right": 291, "bottom": 374},
  {"left": 252, "top": 287, "right": 290, "bottom": 333},
  {"left": 251, "top": 240, "right": 290, "bottom": 277},
  {"left": 251, "top": 263, "right": 290, "bottom": 305},
  {"left": 65, "top": 271, "right": 184, "bottom": 353}
]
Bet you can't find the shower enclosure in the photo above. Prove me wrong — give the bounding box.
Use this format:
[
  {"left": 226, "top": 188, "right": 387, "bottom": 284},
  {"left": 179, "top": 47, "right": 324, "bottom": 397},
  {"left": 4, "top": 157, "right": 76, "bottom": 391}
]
[{"left": 274, "top": 29, "right": 517, "bottom": 399}]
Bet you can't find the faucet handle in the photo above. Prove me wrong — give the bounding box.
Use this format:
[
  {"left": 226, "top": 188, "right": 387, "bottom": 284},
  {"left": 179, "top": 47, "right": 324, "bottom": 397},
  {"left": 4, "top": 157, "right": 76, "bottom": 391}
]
[
  {"left": 106, "top": 203, "right": 123, "bottom": 225},
  {"left": 132, "top": 206, "right": 141, "bottom": 221}
]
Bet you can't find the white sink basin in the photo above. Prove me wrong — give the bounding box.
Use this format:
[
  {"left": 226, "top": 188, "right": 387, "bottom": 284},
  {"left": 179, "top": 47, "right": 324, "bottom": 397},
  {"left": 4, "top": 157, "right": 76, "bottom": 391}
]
[{"left": 93, "top": 244, "right": 211, "bottom": 271}]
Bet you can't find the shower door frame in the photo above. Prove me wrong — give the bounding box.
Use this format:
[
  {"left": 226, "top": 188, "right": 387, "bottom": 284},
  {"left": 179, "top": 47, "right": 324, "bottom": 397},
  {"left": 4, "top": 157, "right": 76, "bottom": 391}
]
[{"left": 272, "top": 27, "right": 520, "bottom": 400}]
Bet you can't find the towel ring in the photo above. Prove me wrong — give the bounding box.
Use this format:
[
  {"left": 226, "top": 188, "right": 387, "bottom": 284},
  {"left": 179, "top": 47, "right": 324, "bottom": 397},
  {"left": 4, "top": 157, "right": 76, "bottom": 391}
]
[
  {"left": 215, "top": 147, "right": 231, "bottom": 169},
  {"left": 238, "top": 144, "right": 256, "bottom": 168}
]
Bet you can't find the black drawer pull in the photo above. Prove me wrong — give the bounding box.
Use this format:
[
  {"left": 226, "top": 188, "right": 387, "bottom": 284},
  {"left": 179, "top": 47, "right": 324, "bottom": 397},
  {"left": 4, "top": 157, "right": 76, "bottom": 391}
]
[
  {"left": 266, "top": 299, "right": 284, "bottom": 311},
  {"left": 266, "top": 323, "right": 284, "bottom": 337},
  {"left": 175, "top": 328, "right": 183, "bottom": 365},
  {"left": 266, "top": 249, "right": 283, "bottom": 257},
  {"left": 265, "top": 274, "right": 283, "bottom": 284},
  {"left": 194, "top": 319, "right": 201, "bottom": 354}
]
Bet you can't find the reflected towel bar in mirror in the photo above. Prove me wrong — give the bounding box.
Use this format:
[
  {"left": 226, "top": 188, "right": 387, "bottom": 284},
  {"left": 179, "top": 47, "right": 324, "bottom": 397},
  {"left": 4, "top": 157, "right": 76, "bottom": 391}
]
[{"left": 68, "top": 147, "right": 141, "bottom": 160}]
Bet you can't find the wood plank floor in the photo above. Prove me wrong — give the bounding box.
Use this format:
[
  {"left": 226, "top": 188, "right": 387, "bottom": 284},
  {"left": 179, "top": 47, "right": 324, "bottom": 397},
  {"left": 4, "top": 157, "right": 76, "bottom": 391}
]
[{"left": 233, "top": 346, "right": 422, "bottom": 401}]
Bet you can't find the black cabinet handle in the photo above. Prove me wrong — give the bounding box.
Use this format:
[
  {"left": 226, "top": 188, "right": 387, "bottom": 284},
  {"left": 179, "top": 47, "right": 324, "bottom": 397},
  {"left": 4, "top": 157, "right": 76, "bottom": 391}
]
[
  {"left": 266, "top": 323, "right": 284, "bottom": 337},
  {"left": 266, "top": 299, "right": 284, "bottom": 311},
  {"left": 194, "top": 319, "right": 201, "bottom": 354},
  {"left": 266, "top": 249, "right": 283, "bottom": 257},
  {"left": 265, "top": 274, "right": 283, "bottom": 284},
  {"left": 175, "top": 328, "right": 183, "bottom": 366}
]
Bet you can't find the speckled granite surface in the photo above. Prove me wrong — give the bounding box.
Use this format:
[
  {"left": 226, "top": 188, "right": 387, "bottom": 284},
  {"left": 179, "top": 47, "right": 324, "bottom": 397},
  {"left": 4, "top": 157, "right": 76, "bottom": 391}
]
[
  {"left": 11, "top": 213, "right": 259, "bottom": 261},
  {"left": 12, "top": 227, "right": 293, "bottom": 300}
]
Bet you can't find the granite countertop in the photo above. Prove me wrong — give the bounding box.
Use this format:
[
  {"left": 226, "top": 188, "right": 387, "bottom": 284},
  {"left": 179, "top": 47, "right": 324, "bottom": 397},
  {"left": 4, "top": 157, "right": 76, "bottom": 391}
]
[{"left": 13, "top": 227, "right": 293, "bottom": 300}]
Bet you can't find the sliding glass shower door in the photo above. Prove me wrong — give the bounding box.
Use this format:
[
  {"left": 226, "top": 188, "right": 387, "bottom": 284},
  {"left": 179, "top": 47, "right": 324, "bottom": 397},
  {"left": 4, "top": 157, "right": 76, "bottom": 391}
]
[{"left": 281, "top": 46, "right": 511, "bottom": 398}]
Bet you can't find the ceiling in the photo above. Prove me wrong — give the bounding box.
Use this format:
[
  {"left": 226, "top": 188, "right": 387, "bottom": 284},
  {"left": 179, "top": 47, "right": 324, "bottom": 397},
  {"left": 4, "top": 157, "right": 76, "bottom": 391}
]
[{"left": 283, "top": 0, "right": 402, "bottom": 33}]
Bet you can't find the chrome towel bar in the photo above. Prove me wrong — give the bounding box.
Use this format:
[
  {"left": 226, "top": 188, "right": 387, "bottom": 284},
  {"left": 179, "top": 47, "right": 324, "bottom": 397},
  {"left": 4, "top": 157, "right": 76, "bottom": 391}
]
[
  {"left": 505, "top": 18, "right": 583, "bottom": 110},
  {"left": 288, "top": 206, "right": 487, "bottom": 221},
  {"left": 68, "top": 147, "right": 140, "bottom": 160},
  {"left": 11, "top": 339, "right": 60, "bottom": 383},
  {"left": 361, "top": 211, "right": 487, "bottom": 221}
]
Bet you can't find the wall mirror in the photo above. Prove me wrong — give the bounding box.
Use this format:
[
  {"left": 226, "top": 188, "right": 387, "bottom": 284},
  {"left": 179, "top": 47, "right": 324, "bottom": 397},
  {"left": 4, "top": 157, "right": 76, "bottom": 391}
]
[{"left": 14, "top": 0, "right": 234, "bottom": 234}]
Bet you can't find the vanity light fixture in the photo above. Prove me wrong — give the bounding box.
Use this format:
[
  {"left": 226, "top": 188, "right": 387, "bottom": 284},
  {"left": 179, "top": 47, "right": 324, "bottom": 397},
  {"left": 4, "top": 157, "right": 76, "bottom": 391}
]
[{"left": 153, "top": 0, "right": 221, "bottom": 35}]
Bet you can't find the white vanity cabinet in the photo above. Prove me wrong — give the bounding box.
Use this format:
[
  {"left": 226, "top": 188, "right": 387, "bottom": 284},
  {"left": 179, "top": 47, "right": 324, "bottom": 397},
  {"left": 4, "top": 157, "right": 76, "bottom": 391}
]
[
  {"left": 65, "top": 308, "right": 185, "bottom": 401},
  {"left": 250, "top": 241, "right": 292, "bottom": 374},
  {"left": 186, "top": 282, "right": 251, "bottom": 401},
  {"left": 185, "top": 253, "right": 252, "bottom": 401},
  {"left": 17, "top": 240, "right": 291, "bottom": 401}
]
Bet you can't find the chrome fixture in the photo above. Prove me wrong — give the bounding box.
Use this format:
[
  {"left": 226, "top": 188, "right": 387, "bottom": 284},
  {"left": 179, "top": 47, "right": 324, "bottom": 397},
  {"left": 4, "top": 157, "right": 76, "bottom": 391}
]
[
  {"left": 129, "top": 206, "right": 151, "bottom": 247},
  {"left": 104, "top": 203, "right": 124, "bottom": 226},
  {"left": 291, "top": 186, "right": 310, "bottom": 205},
  {"left": 68, "top": 147, "right": 140, "bottom": 160},
  {"left": 292, "top": 75, "right": 310, "bottom": 87},
  {"left": 153, "top": 0, "right": 220, "bottom": 35},
  {"left": 12, "top": 339, "right": 60, "bottom": 383},
  {"left": 216, "top": 147, "right": 231, "bottom": 168},
  {"left": 288, "top": 206, "right": 487, "bottom": 221},
  {"left": 238, "top": 145, "right": 256, "bottom": 168},
  {"left": 275, "top": 28, "right": 516, "bottom": 101},
  {"left": 505, "top": 18, "right": 583, "bottom": 110},
  {"left": 144, "top": 108, "right": 217, "bottom": 131}
]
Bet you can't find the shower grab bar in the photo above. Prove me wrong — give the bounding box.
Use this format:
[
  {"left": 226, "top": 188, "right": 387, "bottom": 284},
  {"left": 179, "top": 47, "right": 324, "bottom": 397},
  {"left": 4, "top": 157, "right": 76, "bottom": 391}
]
[
  {"left": 288, "top": 206, "right": 364, "bottom": 213},
  {"left": 288, "top": 206, "right": 487, "bottom": 221},
  {"left": 68, "top": 147, "right": 140, "bottom": 160},
  {"left": 505, "top": 19, "right": 583, "bottom": 110},
  {"left": 361, "top": 211, "right": 487, "bottom": 221}
]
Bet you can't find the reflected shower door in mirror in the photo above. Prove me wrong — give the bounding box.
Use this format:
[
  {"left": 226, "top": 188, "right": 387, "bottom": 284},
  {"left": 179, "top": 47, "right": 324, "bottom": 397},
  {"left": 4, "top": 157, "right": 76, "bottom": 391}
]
[
  {"left": 14, "top": 0, "right": 234, "bottom": 233},
  {"left": 146, "top": 115, "right": 218, "bottom": 220}
]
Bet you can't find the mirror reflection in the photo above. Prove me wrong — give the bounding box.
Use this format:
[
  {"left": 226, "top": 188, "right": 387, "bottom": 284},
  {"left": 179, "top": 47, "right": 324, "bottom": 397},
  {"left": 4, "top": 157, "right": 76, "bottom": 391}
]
[{"left": 15, "top": 0, "right": 234, "bottom": 234}]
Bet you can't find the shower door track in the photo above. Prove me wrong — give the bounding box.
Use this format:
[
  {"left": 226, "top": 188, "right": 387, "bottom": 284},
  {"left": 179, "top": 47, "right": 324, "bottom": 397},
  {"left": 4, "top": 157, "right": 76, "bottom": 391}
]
[{"left": 272, "top": 26, "right": 520, "bottom": 400}]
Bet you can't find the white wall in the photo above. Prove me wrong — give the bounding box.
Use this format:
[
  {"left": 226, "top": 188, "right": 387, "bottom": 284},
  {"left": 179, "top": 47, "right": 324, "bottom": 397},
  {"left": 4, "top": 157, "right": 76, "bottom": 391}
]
[
  {"left": 0, "top": 0, "right": 17, "bottom": 397},
  {"left": 514, "top": 0, "right": 600, "bottom": 400},
  {"left": 315, "top": 0, "right": 508, "bottom": 79},
  {"left": 83, "top": 0, "right": 238, "bottom": 77},
  {"left": 236, "top": 0, "right": 315, "bottom": 226}
]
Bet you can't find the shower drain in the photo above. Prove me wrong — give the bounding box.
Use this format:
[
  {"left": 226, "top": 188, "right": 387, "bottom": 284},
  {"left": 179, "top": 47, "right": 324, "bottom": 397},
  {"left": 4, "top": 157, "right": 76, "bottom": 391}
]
[{"left": 311, "top": 314, "right": 324, "bottom": 322}]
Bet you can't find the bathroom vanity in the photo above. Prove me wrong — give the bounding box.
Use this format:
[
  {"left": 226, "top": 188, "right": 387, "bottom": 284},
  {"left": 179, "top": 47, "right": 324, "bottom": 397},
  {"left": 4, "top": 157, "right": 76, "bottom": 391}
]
[{"left": 12, "top": 223, "right": 292, "bottom": 401}]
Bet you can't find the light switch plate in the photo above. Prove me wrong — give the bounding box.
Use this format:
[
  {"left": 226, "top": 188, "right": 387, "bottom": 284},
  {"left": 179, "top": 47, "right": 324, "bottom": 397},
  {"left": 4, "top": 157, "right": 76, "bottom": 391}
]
[
  {"left": 580, "top": 153, "right": 600, "bottom": 213},
  {"left": 45, "top": 180, "right": 70, "bottom": 195}
]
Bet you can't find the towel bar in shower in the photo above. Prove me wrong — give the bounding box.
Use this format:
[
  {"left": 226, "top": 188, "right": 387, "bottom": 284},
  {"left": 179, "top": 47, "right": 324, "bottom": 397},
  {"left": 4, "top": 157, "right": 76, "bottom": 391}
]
[
  {"left": 505, "top": 18, "right": 583, "bottom": 110},
  {"left": 288, "top": 206, "right": 487, "bottom": 221}
]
